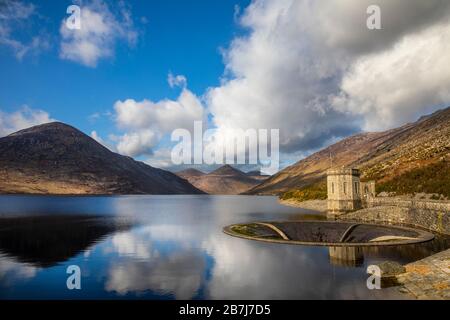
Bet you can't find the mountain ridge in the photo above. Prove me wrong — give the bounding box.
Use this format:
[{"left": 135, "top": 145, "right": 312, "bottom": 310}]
[{"left": 176, "top": 165, "right": 266, "bottom": 195}]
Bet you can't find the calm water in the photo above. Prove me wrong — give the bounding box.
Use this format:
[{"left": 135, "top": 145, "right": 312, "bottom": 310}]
[{"left": 0, "top": 195, "right": 448, "bottom": 300}]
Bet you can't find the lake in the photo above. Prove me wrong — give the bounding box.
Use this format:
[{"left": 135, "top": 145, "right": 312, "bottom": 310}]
[{"left": 0, "top": 195, "right": 448, "bottom": 300}]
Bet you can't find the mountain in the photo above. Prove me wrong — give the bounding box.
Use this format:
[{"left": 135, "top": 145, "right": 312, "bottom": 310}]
[
  {"left": 0, "top": 122, "right": 204, "bottom": 195},
  {"left": 247, "top": 107, "right": 450, "bottom": 196},
  {"left": 176, "top": 168, "right": 206, "bottom": 180},
  {"left": 177, "top": 165, "right": 265, "bottom": 195},
  {"left": 209, "top": 165, "right": 249, "bottom": 177},
  {"left": 246, "top": 170, "right": 263, "bottom": 176},
  {"left": 246, "top": 170, "right": 271, "bottom": 181}
]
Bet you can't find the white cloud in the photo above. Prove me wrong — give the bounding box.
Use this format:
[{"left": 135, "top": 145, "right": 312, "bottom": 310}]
[
  {"left": 206, "top": 0, "right": 450, "bottom": 154},
  {"left": 90, "top": 130, "right": 103, "bottom": 143},
  {"left": 90, "top": 130, "right": 117, "bottom": 152},
  {"left": 0, "top": 106, "right": 54, "bottom": 137},
  {"left": 0, "top": 0, "right": 50, "bottom": 60},
  {"left": 112, "top": 85, "right": 204, "bottom": 157},
  {"left": 114, "top": 87, "right": 203, "bottom": 132},
  {"left": 90, "top": 130, "right": 111, "bottom": 146},
  {"left": 143, "top": 148, "right": 174, "bottom": 168},
  {"left": 168, "top": 73, "right": 187, "bottom": 89},
  {"left": 59, "top": 0, "right": 138, "bottom": 67},
  {"left": 115, "top": 129, "right": 158, "bottom": 157},
  {"left": 332, "top": 21, "right": 450, "bottom": 131}
]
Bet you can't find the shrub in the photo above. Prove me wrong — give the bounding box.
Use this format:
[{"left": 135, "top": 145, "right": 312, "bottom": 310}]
[
  {"left": 280, "top": 181, "right": 327, "bottom": 202},
  {"left": 376, "top": 160, "right": 450, "bottom": 198}
]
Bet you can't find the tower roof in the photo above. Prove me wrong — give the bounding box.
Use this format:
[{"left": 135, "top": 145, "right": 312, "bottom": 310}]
[{"left": 327, "top": 168, "right": 360, "bottom": 177}]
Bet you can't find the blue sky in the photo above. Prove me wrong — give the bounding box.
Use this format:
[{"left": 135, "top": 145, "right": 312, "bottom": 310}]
[
  {"left": 1, "top": 0, "right": 449, "bottom": 173},
  {"left": 0, "top": 0, "right": 249, "bottom": 137}
]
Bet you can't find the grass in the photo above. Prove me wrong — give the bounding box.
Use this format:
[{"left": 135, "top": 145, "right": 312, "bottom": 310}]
[
  {"left": 376, "top": 160, "right": 450, "bottom": 198},
  {"left": 280, "top": 180, "right": 327, "bottom": 202},
  {"left": 230, "top": 224, "right": 260, "bottom": 237}
]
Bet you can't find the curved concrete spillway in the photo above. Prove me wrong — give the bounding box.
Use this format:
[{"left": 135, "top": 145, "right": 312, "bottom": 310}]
[{"left": 224, "top": 221, "right": 435, "bottom": 247}]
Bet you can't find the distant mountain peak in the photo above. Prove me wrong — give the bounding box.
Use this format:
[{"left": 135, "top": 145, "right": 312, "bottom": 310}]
[
  {"left": 174, "top": 164, "right": 264, "bottom": 195},
  {"left": 246, "top": 170, "right": 268, "bottom": 176},
  {"left": 209, "top": 165, "right": 245, "bottom": 176},
  {"left": 176, "top": 168, "right": 206, "bottom": 179},
  {"left": 9, "top": 122, "right": 80, "bottom": 136},
  {"left": 178, "top": 168, "right": 205, "bottom": 175}
]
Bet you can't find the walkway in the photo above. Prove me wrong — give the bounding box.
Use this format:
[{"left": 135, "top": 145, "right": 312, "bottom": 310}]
[{"left": 396, "top": 249, "right": 450, "bottom": 300}]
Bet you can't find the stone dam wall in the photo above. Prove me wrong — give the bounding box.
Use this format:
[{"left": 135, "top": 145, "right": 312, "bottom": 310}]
[{"left": 338, "top": 198, "right": 450, "bottom": 235}]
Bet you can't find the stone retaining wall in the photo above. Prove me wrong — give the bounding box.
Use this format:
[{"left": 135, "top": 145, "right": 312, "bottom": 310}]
[
  {"left": 367, "top": 198, "right": 450, "bottom": 212},
  {"left": 338, "top": 198, "right": 450, "bottom": 235}
]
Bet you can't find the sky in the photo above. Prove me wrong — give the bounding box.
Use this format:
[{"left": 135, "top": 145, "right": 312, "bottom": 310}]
[{"left": 1, "top": 0, "right": 450, "bottom": 173}]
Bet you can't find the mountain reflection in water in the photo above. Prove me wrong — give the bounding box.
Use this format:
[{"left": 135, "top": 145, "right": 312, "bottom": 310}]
[
  {"left": 0, "top": 195, "right": 448, "bottom": 300},
  {"left": 0, "top": 215, "right": 132, "bottom": 267}
]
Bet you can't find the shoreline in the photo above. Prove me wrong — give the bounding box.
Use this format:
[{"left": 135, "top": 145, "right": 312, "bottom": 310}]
[{"left": 279, "top": 198, "right": 327, "bottom": 213}]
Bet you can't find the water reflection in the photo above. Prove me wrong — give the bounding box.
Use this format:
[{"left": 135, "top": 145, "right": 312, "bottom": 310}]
[
  {"left": 0, "top": 195, "right": 448, "bottom": 300},
  {"left": 0, "top": 255, "right": 37, "bottom": 286},
  {"left": 106, "top": 249, "right": 206, "bottom": 299},
  {"left": 329, "top": 247, "right": 364, "bottom": 267},
  {"left": 0, "top": 215, "right": 132, "bottom": 267}
]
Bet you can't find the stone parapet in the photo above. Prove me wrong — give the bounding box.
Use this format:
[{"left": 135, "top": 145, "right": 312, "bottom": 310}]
[
  {"left": 367, "top": 198, "right": 450, "bottom": 211},
  {"left": 338, "top": 202, "right": 449, "bottom": 235}
]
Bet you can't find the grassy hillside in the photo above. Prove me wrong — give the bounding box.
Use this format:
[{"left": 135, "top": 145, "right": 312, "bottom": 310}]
[
  {"left": 376, "top": 160, "right": 450, "bottom": 198},
  {"left": 280, "top": 181, "right": 327, "bottom": 202}
]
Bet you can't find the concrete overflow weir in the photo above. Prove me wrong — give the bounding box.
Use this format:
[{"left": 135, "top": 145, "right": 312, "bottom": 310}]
[{"left": 223, "top": 221, "right": 435, "bottom": 247}]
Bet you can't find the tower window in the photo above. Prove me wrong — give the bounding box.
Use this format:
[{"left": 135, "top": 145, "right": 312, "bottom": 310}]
[
  {"left": 331, "top": 182, "right": 334, "bottom": 194},
  {"left": 343, "top": 182, "right": 347, "bottom": 195}
]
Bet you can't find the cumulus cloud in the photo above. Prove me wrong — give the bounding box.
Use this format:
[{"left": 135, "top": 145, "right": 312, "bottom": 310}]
[
  {"left": 332, "top": 21, "right": 450, "bottom": 131},
  {"left": 114, "top": 85, "right": 203, "bottom": 132},
  {"left": 143, "top": 148, "right": 174, "bottom": 168},
  {"left": 0, "top": 106, "right": 54, "bottom": 137},
  {"left": 112, "top": 85, "right": 204, "bottom": 157},
  {"left": 115, "top": 129, "right": 157, "bottom": 157},
  {"left": 206, "top": 0, "right": 450, "bottom": 154},
  {"left": 168, "top": 73, "right": 187, "bottom": 89},
  {"left": 59, "top": 0, "right": 138, "bottom": 67},
  {"left": 0, "top": 0, "right": 50, "bottom": 60}
]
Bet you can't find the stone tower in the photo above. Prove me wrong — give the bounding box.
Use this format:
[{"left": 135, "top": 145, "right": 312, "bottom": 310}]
[{"left": 327, "top": 168, "right": 362, "bottom": 212}]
